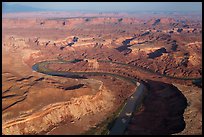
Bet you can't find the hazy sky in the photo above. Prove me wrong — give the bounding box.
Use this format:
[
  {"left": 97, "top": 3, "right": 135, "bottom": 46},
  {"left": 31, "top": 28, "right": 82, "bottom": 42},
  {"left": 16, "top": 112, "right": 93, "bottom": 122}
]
[{"left": 3, "top": 2, "right": 202, "bottom": 12}]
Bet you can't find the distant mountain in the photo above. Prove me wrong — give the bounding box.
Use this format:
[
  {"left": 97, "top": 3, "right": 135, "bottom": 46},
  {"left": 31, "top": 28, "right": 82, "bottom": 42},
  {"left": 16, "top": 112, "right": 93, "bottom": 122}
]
[{"left": 2, "top": 3, "right": 47, "bottom": 13}]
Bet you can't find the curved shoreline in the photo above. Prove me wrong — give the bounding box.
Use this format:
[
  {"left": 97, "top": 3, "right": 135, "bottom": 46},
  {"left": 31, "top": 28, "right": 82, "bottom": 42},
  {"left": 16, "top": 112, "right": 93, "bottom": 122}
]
[
  {"left": 3, "top": 59, "right": 200, "bottom": 135},
  {"left": 3, "top": 59, "right": 139, "bottom": 135},
  {"left": 31, "top": 59, "right": 200, "bottom": 135},
  {"left": 33, "top": 59, "right": 201, "bottom": 81},
  {"left": 32, "top": 60, "right": 138, "bottom": 85}
]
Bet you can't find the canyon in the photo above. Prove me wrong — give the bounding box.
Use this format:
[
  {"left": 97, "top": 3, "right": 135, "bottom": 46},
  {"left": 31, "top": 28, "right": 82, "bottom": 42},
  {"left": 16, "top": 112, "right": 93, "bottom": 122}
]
[{"left": 2, "top": 12, "right": 202, "bottom": 135}]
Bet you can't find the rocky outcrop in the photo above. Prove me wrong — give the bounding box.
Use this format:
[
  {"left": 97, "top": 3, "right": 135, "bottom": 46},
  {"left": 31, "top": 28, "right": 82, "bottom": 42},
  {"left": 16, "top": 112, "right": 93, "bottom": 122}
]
[
  {"left": 147, "top": 47, "right": 167, "bottom": 59},
  {"left": 152, "top": 19, "right": 160, "bottom": 26},
  {"left": 2, "top": 85, "right": 115, "bottom": 135}
]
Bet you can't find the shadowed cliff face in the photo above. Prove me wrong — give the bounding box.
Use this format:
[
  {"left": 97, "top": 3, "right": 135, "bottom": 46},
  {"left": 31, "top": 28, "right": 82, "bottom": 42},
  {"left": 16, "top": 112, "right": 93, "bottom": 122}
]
[
  {"left": 2, "top": 13, "right": 201, "bottom": 135},
  {"left": 126, "top": 80, "right": 188, "bottom": 135},
  {"left": 147, "top": 47, "right": 167, "bottom": 59},
  {"left": 115, "top": 37, "right": 135, "bottom": 52},
  {"left": 152, "top": 19, "right": 161, "bottom": 26}
]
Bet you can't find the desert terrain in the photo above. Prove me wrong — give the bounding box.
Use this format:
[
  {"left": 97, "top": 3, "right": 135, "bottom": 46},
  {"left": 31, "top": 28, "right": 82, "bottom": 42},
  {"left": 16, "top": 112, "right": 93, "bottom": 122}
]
[{"left": 2, "top": 12, "right": 202, "bottom": 135}]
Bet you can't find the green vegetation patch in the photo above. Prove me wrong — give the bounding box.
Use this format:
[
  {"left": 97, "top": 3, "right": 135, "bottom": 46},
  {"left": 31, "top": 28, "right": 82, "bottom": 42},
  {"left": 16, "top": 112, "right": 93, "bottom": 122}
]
[{"left": 81, "top": 101, "right": 127, "bottom": 135}]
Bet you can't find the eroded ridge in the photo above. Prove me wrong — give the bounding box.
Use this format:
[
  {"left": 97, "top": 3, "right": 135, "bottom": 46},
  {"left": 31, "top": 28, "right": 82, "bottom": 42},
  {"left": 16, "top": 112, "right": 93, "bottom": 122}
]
[
  {"left": 2, "top": 11, "right": 202, "bottom": 135},
  {"left": 3, "top": 85, "right": 115, "bottom": 135}
]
